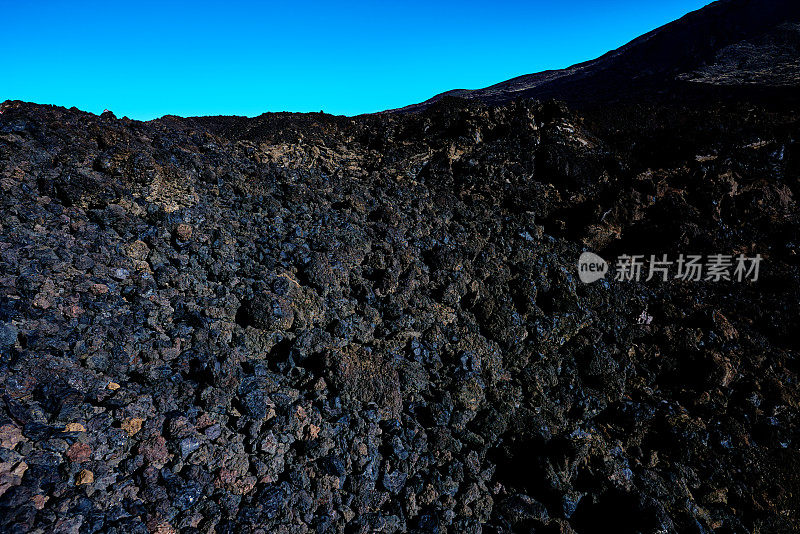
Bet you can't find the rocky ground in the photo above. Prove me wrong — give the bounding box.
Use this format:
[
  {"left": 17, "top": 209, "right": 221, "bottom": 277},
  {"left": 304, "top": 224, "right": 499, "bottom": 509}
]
[{"left": 0, "top": 96, "right": 799, "bottom": 533}]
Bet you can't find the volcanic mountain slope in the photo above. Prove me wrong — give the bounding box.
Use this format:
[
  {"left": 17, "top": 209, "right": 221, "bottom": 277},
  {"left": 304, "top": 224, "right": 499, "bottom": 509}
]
[
  {"left": 395, "top": 0, "right": 800, "bottom": 112},
  {"left": 0, "top": 92, "right": 799, "bottom": 533}
]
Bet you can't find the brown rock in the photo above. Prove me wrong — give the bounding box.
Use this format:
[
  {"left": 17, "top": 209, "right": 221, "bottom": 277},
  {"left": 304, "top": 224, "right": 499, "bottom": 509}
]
[
  {"left": 146, "top": 519, "right": 178, "bottom": 534},
  {"left": 327, "top": 347, "right": 402, "bottom": 418},
  {"left": 63, "top": 422, "right": 86, "bottom": 433},
  {"left": 0, "top": 461, "right": 27, "bottom": 497},
  {"left": 126, "top": 239, "right": 150, "bottom": 260},
  {"left": 165, "top": 415, "right": 194, "bottom": 438},
  {"left": 75, "top": 469, "right": 94, "bottom": 485},
  {"left": 32, "top": 295, "right": 52, "bottom": 309},
  {"left": 0, "top": 424, "right": 23, "bottom": 449},
  {"left": 175, "top": 223, "right": 193, "bottom": 241},
  {"left": 31, "top": 494, "right": 48, "bottom": 510},
  {"left": 713, "top": 311, "right": 739, "bottom": 340},
  {"left": 216, "top": 468, "right": 237, "bottom": 487},
  {"left": 90, "top": 283, "right": 109, "bottom": 295},
  {"left": 195, "top": 412, "right": 214, "bottom": 430},
  {"left": 139, "top": 435, "right": 171, "bottom": 467},
  {"left": 215, "top": 468, "right": 256, "bottom": 495},
  {"left": 66, "top": 442, "right": 92, "bottom": 463},
  {"left": 121, "top": 417, "right": 144, "bottom": 436},
  {"left": 63, "top": 304, "right": 84, "bottom": 318}
]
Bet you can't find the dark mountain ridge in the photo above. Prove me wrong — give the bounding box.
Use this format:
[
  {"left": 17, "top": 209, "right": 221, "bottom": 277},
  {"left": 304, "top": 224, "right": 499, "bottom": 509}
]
[{"left": 393, "top": 0, "right": 800, "bottom": 112}]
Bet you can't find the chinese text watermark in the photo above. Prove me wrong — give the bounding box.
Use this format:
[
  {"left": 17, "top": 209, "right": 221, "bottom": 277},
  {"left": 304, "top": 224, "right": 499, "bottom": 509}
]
[{"left": 578, "top": 252, "right": 761, "bottom": 284}]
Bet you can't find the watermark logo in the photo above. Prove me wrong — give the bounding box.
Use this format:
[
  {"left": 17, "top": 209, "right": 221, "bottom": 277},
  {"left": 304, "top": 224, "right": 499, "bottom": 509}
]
[
  {"left": 578, "top": 252, "right": 609, "bottom": 284},
  {"left": 636, "top": 310, "right": 653, "bottom": 325},
  {"left": 578, "top": 252, "right": 762, "bottom": 283}
]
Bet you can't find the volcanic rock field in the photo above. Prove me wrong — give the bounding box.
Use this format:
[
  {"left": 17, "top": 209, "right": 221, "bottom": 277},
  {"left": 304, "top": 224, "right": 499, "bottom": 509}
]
[
  {"left": 0, "top": 91, "right": 798, "bottom": 533},
  {"left": 3, "top": 2, "right": 800, "bottom": 531}
]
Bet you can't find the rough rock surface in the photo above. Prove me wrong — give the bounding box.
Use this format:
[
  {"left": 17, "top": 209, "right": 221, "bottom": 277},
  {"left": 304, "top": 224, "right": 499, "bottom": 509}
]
[{"left": 0, "top": 94, "right": 799, "bottom": 533}]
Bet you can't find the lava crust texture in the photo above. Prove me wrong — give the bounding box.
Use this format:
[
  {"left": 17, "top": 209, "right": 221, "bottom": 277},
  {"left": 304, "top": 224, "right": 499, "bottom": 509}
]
[{"left": 0, "top": 97, "right": 799, "bottom": 533}]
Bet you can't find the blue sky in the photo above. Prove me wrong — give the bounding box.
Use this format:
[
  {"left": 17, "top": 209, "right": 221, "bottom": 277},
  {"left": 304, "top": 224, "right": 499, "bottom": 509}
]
[{"left": 3, "top": 1, "right": 711, "bottom": 120}]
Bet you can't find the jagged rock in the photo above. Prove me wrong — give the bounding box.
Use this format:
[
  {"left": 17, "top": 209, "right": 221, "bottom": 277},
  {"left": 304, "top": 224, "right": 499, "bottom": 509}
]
[{"left": 75, "top": 469, "right": 93, "bottom": 486}]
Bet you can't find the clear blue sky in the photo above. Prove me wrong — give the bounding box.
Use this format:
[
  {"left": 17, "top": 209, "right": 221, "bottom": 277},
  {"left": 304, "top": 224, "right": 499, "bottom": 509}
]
[{"left": 4, "top": 1, "right": 711, "bottom": 120}]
